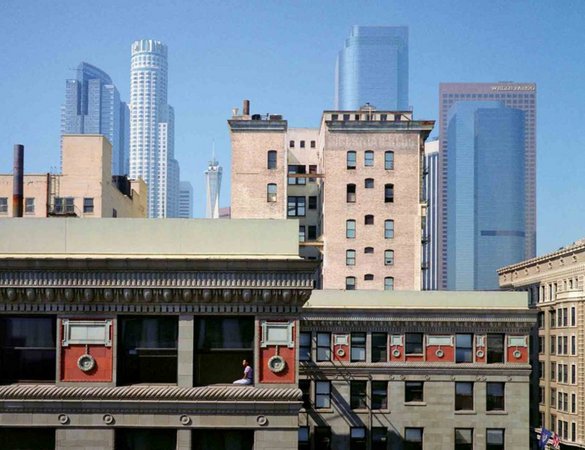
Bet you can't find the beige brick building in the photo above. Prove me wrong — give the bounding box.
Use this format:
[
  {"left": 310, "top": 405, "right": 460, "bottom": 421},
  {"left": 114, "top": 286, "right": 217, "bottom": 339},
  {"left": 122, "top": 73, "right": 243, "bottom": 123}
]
[
  {"left": 0, "top": 135, "right": 146, "bottom": 218},
  {"left": 229, "top": 103, "right": 434, "bottom": 290},
  {"left": 499, "top": 239, "right": 585, "bottom": 448}
]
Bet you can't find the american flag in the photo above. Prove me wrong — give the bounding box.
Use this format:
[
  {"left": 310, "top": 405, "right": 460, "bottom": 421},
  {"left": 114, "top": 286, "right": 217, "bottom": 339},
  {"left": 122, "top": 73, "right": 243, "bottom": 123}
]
[{"left": 550, "top": 432, "right": 560, "bottom": 449}]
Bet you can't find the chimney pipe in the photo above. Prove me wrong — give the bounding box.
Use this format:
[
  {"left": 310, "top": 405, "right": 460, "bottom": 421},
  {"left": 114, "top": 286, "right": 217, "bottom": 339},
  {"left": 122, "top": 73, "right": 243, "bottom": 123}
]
[
  {"left": 243, "top": 99, "right": 250, "bottom": 116},
  {"left": 13, "top": 144, "right": 24, "bottom": 217}
]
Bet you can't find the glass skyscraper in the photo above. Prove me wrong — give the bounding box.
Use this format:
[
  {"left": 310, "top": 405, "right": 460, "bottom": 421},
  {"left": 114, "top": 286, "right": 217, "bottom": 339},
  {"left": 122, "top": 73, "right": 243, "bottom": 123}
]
[
  {"left": 423, "top": 139, "right": 439, "bottom": 290},
  {"left": 445, "top": 101, "right": 526, "bottom": 290},
  {"left": 205, "top": 155, "right": 222, "bottom": 219},
  {"left": 129, "top": 39, "right": 180, "bottom": 218},
  {"left": 61, "top": 62, "right": 129, "bottom": 176},
  {"left": 334, "top": 26, "right": 409, "bottom": 110}
]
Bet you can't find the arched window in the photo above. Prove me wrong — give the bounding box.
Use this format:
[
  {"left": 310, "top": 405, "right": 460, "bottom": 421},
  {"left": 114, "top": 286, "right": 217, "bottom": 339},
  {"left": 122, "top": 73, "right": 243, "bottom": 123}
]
[
  {"left": 385, "top": 184, "right": 394, "bottom": 203},
  {"left": 346, "top": 220, "right": 356, "bottom": 239},
  {"left": 365, "top": 178, "right": 374, "bottom": 189},
  {"left": 384, "top": 250, "right": 394, "bottom": 265},
  {"left": 365, "top": 214, "right": 374, "bottom": 225},
  {"left": 364, "top": 247, "right": 374, "bottom": 254},
  {"left": 384, "top": 220, "right": 394, "bottom": 239},
  {"left": 364, "top": 274, "right": 374, "bottom": 281},
  {"left": 385, "top": 151, "right": 394, "bottom": 170},
  {"left": 347, "top": 184, "right": 356, "bottom": 203},
  {"left": 267, "top": 150, "right": 277, "bottom": 169},
  {"left": 365, "top": 150, "right": 374, "bottom": 167},
  {"left": 346, "top": 250, "right": 356, "bottom": 266},
  {"left": 346, "top": 277, "right": 356, "bottom": 290},
  {"left": 347, "top": 151, "right": 357, "bottom": 169},
  {"left": 384, "top": 277, "right": 394, "bottom": 290},
  {"left": 267, "top": 183, "right": 277, "bottom": 202}
]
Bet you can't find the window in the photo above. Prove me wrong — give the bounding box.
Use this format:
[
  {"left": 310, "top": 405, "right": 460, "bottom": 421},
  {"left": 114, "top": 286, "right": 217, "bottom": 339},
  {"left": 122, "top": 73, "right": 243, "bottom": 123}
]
[
  {"left": 0, "top": 316, "right": 56, "bottom": 383},
  {"left": 346, "top": 249, "right": 356, "bottom": 266},
  {"left": 455, "top": 429, "right": 473, "bottom": 450},
  {"left": 287, "top": 196, "right": 306, "bottom": 217},
  {"left": 83, "top": 197, "right": 94, "bottom": 214},
  {"left": 0, "top": 197, "right": 8, "bottom": 213},
  {"left": 371, "top": 428, "right": 388, "bottom": 450},
  {"left": 404, "top": 428, "right": 423, "bottom": 450},
  {"left": 550, "top": 336, "right": 556, "bottom": 355},
  {"left": 384, "top": 250, "right": 394, "bottom": 265},
  {"left": 300, "top": 140, "right": 305, "bottom": 148},
  {"left": 456, "top": 334, "right": 473, "bottom": 363},
  {"left": 118, "top": 316, "right": 178, "bottom": 385},
  {"left": 288, "top": 165, "right": 306, "bottom": 185},
  {"left": 571, "top": 307, "right": 576, "bottom": 326},
  {"left": 299, "top": 332, "right": 311, "bottom": 361},
  {"left": 384, "top": 184, "right": 394, "bottom": 203},
  {"left": 314, "top": 427, "right": 331, "bottom": 450},
  {"left": 351, "top": 333, "right": 366, "bottom": 361},
  {"left": 385, "top": 151, "right": 394, "bottom": 170},
  {"left": 405, "top": 381, "right": 424, "bottom": 402},
  {"left": 298, "top": 426, "right": 310, "bottom": 450},
  {"left": 24, "top": 197, "right": 35, "bottom": 214},
  {"left": 372, "top": 381, "right": 388, "bottom": 409},
  {"left": 486, "top": 429, "right": 504, "bottom": 450},
  {"left": 65, "top": 197, "right": 74, "bottom": 213},
  {"left": 308, "top": 196, "right": 317, "bottom": 209},
  {"left": 346, "top": 220, "right": 356, "bottom": 238},
  {"left": 486, "top": 382, "right": 505, "bottom": 411},
  {"left": 571, "top": 335, "right": 576, "bottom": 355},
  {"left": 364, "top": 247, "right": 374, "bottom": 254},
  {"left": 315, "top": 381, "right": 331, "bottom": 408},
  {"left": 308, "top": 165, "right": 317, "bottom": 182},
  {"left": 347, "top": 184, "right": 356, "bottom": 203},
  {"left": 364, "top": 150, "right": 374, "bottom": 167},
  {"left": 313, "top": 331, "right": 332, "bottom": 362},
  {"left": 365, "top": 214, "right": 374, "bottom": 225},
  {"left": 487, "top": 334, "right": 504, "bottom": 363},
  {"left": 347, "top": 151, "right": 357, "bottom": 169},
  {"left": 289, "top": 140, "right": 295, "bottom": 148},
  {"left": 350, "top": 427, "right": 367, "bottom": 450},
  {"left": 365, "top": 178, "right": 374, "bottom": 188},
  {"left": 299, "top": 380, "right": 311, "bottom": 409},
  {"left": 384, "top": 220, "right": 394, "bottom": 238},
  {"left": 267, "top": 150, "right": 277, "bottom": 169},
  {"left": 384, "top": 277, "right": 394, "bottom": 291},
  {"left": 0, "top": 429, "right": 55, "bottom": 450},
  {"left": 310, "top": 140, "right": 316, "bottom": 148},
  {"left": 267, "top": 183, "right": 277, "bottom": 202},
  {"left": 405, "top": 333, "right": 423, "bottom": 355},
  {"left": 364, "top": 274, "right": 374, "bottom": 281},
  {"left": 299, "top": 226, "right": 306, "bottom": 243},
  {"left": 343, "top": 114, "right": 350, "bottom": 121},
  {"left": 455, "top": 382, "right": 474, "bottom": 410},
  {"left": 351, "top": 381, "right": 367, "bottom": 409},
  {"left": 54, "top": 197, "right": 63, "bottom": 213},
  {"left": 572, "top": 364, "right": 576, "bottom": 383},
  {"left": 115, "top": 429, "right": 177, "bottom": 450},
  {"left": 346, "top": 276, "right": 356, "bottom": 290},
  {"left": 372, "top": 333, "right": 387, "bottom": 362},
  {"left": 308, "top": 226, "right": 317, "bottom": 241},
  {"left": 572, "top": 393, "right": 576, "bottom": 413}
]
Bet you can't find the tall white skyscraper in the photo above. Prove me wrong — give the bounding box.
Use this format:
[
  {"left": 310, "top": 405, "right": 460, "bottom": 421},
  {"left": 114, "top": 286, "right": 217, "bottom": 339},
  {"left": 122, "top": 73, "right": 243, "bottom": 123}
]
[
  {"left": 178, "top": 181, "right": 193, "bottom": 218},
  {"left": 129, "top": 39, "right": 180, "bottom": 217},
  {"left": 205, "top": 155, "right": 222, "bottom": 219}
]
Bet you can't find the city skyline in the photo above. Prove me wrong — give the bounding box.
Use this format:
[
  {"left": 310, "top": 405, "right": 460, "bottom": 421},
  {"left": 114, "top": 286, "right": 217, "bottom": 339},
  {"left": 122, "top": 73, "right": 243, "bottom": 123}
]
[{"left": 0, "top": 1, "right": 584, "bottom": 255}]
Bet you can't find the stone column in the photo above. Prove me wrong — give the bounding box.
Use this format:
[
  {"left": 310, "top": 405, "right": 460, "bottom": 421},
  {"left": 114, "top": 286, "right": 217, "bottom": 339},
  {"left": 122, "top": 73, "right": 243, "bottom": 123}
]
[
  {"left": 177, "top": 314, "right": 194, "bottom": 387},
  {"left": 56, "top": 429, "right": 114, "bottom": 450},
  {"left": 177, "top": 429, "right": 191, "bottom": 450},
  {"left": 254, "top": 429, "right": 298, "bottom": 450}
]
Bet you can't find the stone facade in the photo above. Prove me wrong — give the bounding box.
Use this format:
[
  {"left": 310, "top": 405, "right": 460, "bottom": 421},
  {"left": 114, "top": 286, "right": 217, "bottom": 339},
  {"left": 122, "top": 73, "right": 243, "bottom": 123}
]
[
  {"left": 499, "top": 239, "right": 585, "bottom": 448},
  {"left": 0, "top": 135, "right": 147, "bottom": 218}
]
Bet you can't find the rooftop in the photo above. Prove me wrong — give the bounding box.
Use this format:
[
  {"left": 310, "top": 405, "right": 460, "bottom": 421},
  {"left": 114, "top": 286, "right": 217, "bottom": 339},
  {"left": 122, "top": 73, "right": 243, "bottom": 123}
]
[{"left": 498, "top": 237, "right": 585, "bottom": 273}]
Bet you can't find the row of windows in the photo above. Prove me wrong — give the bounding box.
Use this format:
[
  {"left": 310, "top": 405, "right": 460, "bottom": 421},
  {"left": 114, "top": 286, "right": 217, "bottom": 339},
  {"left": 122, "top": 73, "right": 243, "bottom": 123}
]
[
  {"left": 0, "top": 197, "right": 36, "bottom": 214},
  {"left": 549, "top": 388, "right": 577, "bottom": 413},
  {"left": 554, "top": 418, "right": 577, "bottom": 443},
  {"left": 289, "top": 140, "right": 316, "bottom": 149},
  {"left": 0, "top": 197, "right": 96, "bottom": 215},
  {"left": 346, "top": 219, "right": 394, "bottom": 238},
  {"left": 543, "top": 334, "right": 577, "bottom": 356},
  {"left": 299, "top": 225, "right": 318, "bottom": 242},
  {"left": 287, "top": 165, "right": 318, "bottom": 184},
  {"left": 345, "top": 276, "right": 394, "bottom": 290},
  {"left": 346, "top": 183, "right": 393, "bottom": 202},
  {"left": 299, "top": 426, "right": 505, "bottom": 450},
  {"left": 542, "top": 361, "right": 577, "bottom": 384},
  {"left": 330, "top": 112, "right": 404, "bottom": 122},
  {"left": 347, "top": 150, "right": 394, "bottom": 170},
  {"left": 300, "top": 333, "right": 508, "bottom": 364},
  {"left": 346, "top": 249, "right": 394, "bottom": 265}
]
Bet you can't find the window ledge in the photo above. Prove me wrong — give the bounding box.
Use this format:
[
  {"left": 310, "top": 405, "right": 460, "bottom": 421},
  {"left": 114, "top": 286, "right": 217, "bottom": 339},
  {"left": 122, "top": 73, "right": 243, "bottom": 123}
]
[
  {"left": 404, "top": 402, "right": 426, "bottom": 407},
  {"left": 486, "top": 410, "right": 507, "bottom": 415},
  {"left": 314, "top": 408, "right": 334, "bottom": 414},
  {"left": 454, "top": 410, "right": 477, "bottom": 415}
]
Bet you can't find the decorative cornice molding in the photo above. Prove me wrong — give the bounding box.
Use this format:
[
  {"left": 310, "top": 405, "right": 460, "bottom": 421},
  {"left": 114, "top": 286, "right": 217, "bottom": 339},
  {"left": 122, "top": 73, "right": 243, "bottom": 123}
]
[{"left": 0, "top": 384, "right": 302, "bottom": 402}]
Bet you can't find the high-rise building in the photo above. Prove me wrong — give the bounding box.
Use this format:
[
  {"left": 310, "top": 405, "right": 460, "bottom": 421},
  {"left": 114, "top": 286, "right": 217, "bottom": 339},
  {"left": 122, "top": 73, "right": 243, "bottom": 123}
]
[
  {"left": 335, "top": 26, "right": 409, "bottom": 111},
  {"left": 204, "top": 155, "right": 222, "bottom": 219},
  {"left": 61, "top": 62, "right": 129, "bottom": 176},
  {"left": 445, "top": 101, "right": 526, "bottom": 290},
  {"left": 422, "top": 139, "right": 439, "bottom": 290},
  {"left": 178, "top": 181, "right": 193, "bottom": 218},
  {"left": 129, "top": 39, "right": 180, "bottom": 218},
  {"left": 229, "top": 101, "right": 434, "bottom": 290},
  {"left": 499, "top": 238, "right": 585, "bottom": 449},
  {"left": 439, "top": 82, "right": 536, "bottom": 289}
]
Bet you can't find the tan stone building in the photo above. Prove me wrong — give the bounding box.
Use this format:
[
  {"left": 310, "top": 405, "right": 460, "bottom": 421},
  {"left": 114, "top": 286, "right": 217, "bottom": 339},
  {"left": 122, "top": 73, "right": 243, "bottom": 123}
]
[
  {"left": 229, "top": 102, "right": 434, "bottom": 290},
  {"left": 499, "top": 239, "right": 585, "bottom": 448},
  {"left": 0, "top": 135, "right": 146, "bottom": 218}
]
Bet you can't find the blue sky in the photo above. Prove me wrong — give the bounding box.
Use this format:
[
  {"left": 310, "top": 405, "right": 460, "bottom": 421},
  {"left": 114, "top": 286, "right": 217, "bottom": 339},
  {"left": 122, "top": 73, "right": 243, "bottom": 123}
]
[{"left": 0, "top": 0, "right": 584, "bottom": 255}]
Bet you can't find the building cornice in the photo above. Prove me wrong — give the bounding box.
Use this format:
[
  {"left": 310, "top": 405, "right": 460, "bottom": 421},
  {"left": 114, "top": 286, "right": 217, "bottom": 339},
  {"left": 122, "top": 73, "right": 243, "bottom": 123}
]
[{"left": 228, "top": 120, "right": 287, "bottom": 132}]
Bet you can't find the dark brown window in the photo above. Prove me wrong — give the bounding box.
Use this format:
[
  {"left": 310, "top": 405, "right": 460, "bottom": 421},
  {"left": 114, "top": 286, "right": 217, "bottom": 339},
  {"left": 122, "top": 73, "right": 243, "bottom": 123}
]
[
  {"left": 299, "top": 380, "right": 311, "bottom": 409},
  {"left": 0, "top": 429, "right": 55, "bottom": 450},
  {"left": 351, "top": 333, "right": 366, "bottom": 361},
  {"left": 405, "top": 381, "right": 424, "bottom": 402},
  {"left": 365, "top": 214, "right": 374, "bottom": 225},
  {"left": 192, "top": 430, "right": 254, "bottom": 450},
  {"left": 350, "top": 427, "right": 367, "bottom": 450},
  {"left": 404, "top": 427, "right": 423, "bottom": 450},
  {"left": 486, "top": 382, "right": 505, "bottom": 411},
  {"left": 372, "top": 428, "right": 388, "bottom": 450},
  {"left": 455, "top": 429, "right": 473, "bottom": 450},
  {"left": 384, "top": 184, "right": 394, "bottom": 203},
  {"left": 405, "top": 333, "right": 423, "bottom": 354},
  {"left": 371, "top": 333, "right": 387, "bottom": 362},
  {"left": 267, "top": 150, "right": 277, "bottom": 169},
  {"left": 351, "top": 381, "right": 367, "bottom": 409},
  {"left": 314, "top": 427, "right": 331, "bottom": 450},
  {"left": 487, "top": 334, "right": 504, "bottom": 363},
  {"left": 347, "top": 184, "right": 356, "bottom": 203},
  {"left": 372, "top": 381, "right": 388, "bottom": 409},
  {"left": 455, "top": 382, "right": 474, "bottom": 411},
  {"left": 116, "top": 429, "right": 177, "bottom": 450}
]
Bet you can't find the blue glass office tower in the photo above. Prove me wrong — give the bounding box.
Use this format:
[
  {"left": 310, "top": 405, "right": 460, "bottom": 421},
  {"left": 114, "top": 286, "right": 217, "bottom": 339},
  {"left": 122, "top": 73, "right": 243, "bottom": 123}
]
[
  {"left": 446, "top": 102, "right": 525, "bottom": 290},
  {"left": 61, "top": 62, "right": 129, "bottom": 176},
  {"left": 335, "top": 26, "right": 409, "bottom": 110}
]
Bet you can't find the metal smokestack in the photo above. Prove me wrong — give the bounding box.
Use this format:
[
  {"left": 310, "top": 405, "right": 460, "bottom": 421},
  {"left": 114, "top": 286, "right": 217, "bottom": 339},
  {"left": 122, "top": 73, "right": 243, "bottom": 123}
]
[
  {"left": 12, "top": 144, "right": 24, "bottom": 217},
  {"left": 243, "top": 99, "right": 250, "bottom": 116}
]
